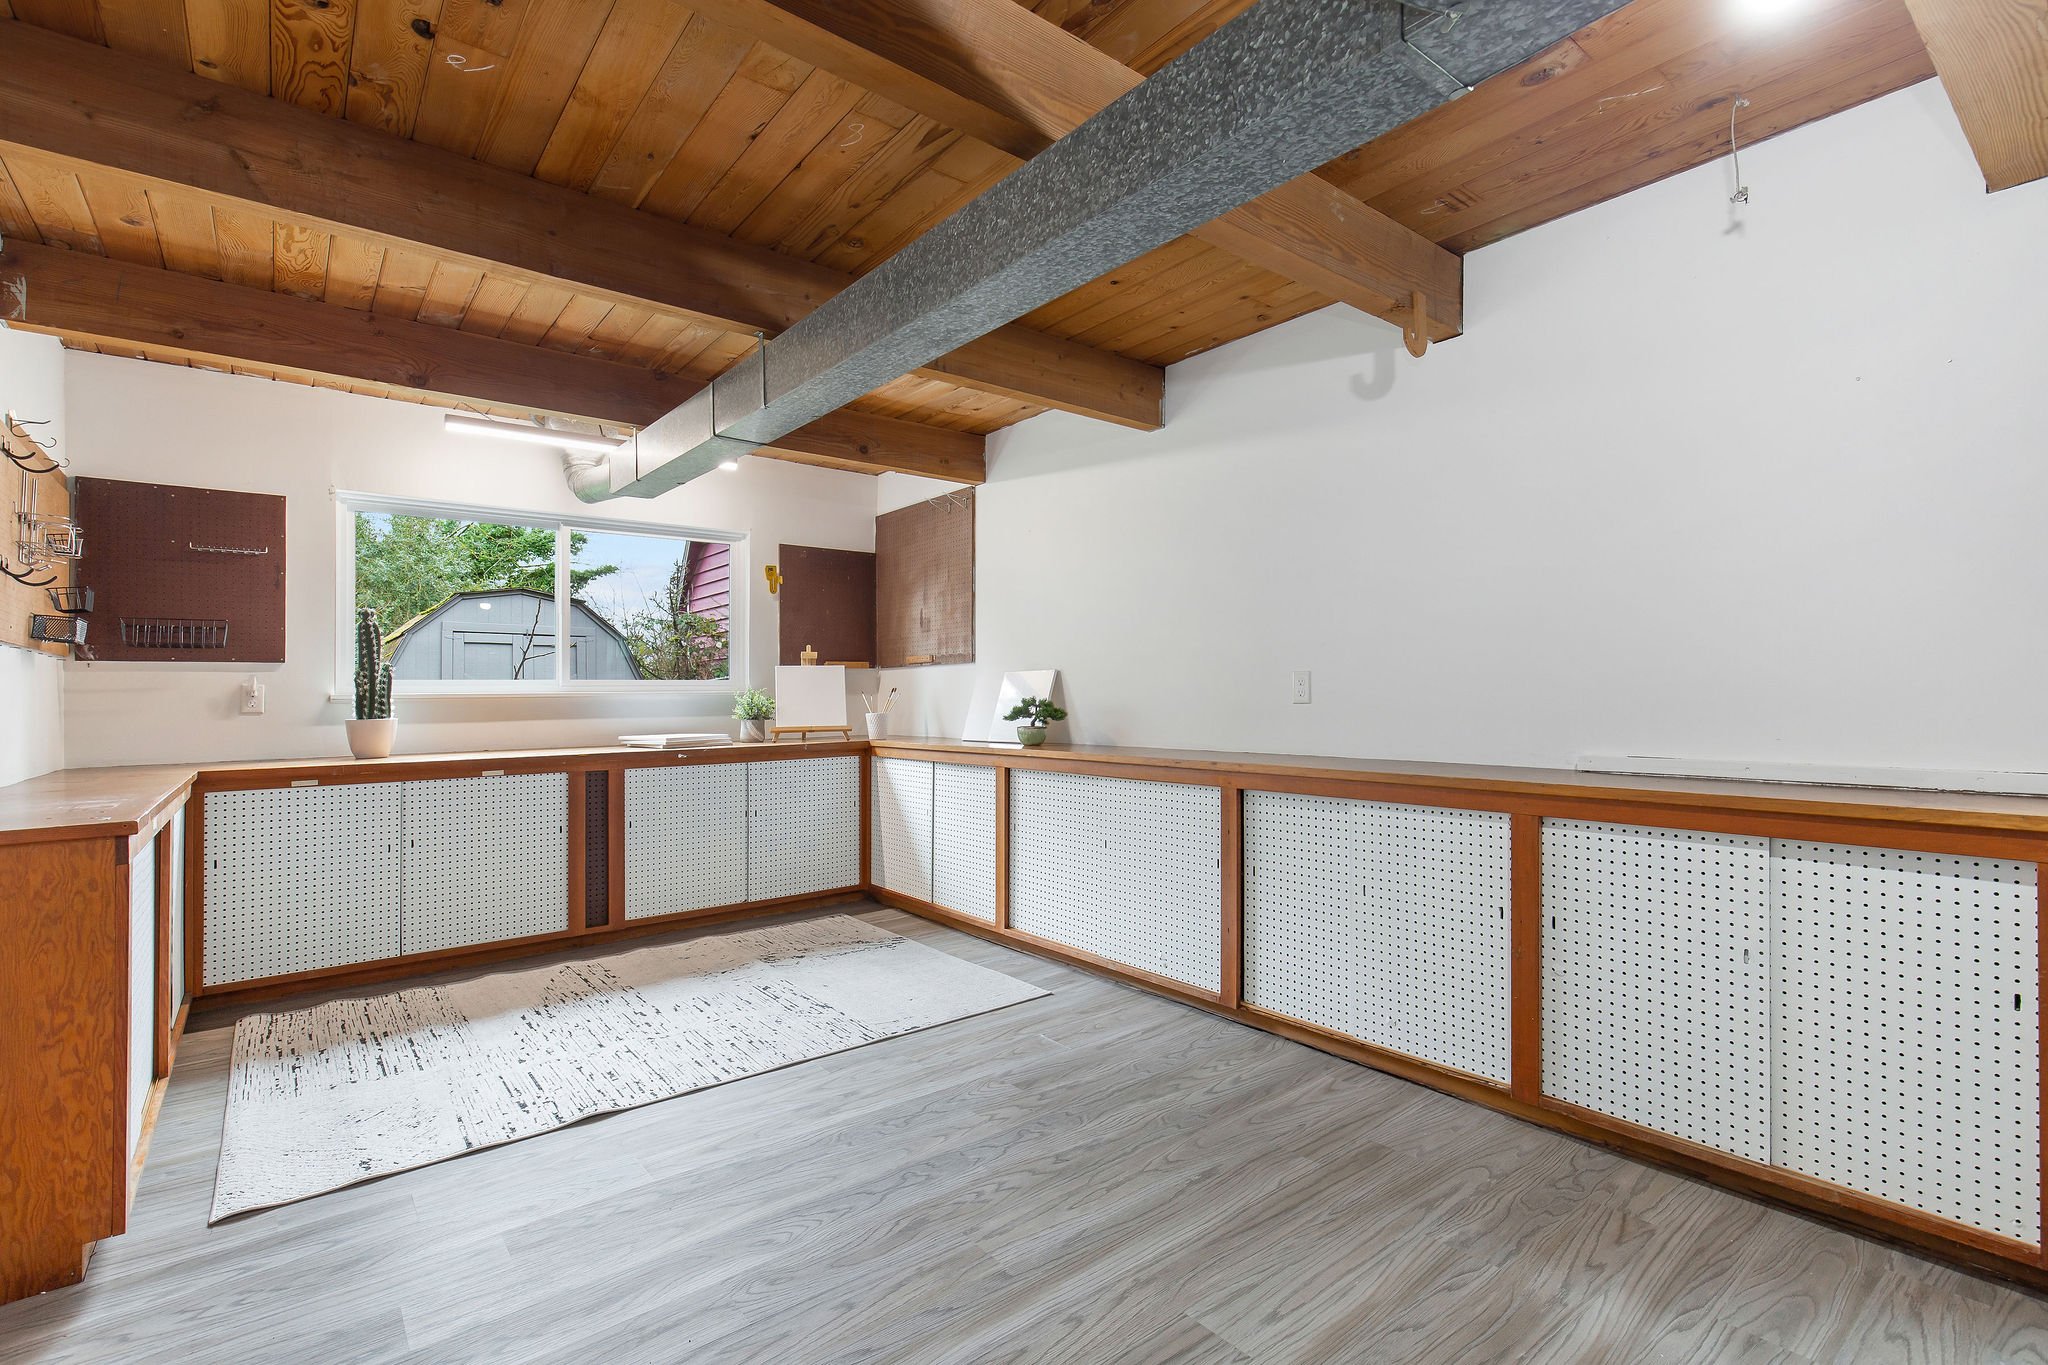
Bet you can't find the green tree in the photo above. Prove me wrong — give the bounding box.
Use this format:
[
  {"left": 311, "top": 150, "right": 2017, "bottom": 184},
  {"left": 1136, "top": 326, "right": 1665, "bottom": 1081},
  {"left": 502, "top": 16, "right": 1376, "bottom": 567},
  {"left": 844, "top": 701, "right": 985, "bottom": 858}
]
[
  {"left": 620, "top": 561, "right": 730, "bottom": 681},
  {"left": 353, "top": 515, "right": 619, "bottom": 639}
]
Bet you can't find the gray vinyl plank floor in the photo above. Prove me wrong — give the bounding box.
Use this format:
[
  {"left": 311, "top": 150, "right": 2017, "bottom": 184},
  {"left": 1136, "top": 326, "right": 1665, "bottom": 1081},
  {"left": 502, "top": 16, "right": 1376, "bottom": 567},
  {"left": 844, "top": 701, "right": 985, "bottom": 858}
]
[{"left": 4, "top": 902, "right": 2046, "bottom": 1364}]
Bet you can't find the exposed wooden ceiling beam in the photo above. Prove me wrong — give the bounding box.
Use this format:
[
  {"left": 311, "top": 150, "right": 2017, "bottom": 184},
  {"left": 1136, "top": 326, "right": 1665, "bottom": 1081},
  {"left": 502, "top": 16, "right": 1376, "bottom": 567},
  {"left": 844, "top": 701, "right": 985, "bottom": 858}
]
[
  {"left": 0, "top": 239, "right": 986, "bottom": 483},
  {"left": 1903, "top": 0, "right": 2048, "bottom": 192},
  {"left": 0, "top": 20, "right": 1157, "bottom": 431},
  {"left": 688, "top": 0, "right": 1463, "bottom": 337}
]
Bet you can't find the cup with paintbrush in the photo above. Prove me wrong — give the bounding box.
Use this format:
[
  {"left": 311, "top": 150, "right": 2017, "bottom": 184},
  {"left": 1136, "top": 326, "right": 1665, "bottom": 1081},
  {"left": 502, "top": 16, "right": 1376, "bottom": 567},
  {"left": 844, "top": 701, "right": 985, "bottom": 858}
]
[{"left": 864, "top": 687, "right": 897, "bottom": 740}]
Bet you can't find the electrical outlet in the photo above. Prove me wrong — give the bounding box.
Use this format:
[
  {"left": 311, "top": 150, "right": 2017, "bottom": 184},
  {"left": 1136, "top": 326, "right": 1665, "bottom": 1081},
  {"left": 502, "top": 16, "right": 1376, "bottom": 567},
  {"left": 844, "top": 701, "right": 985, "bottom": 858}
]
[
  {"left": 240, "top": 677, "right": 265, "bottom": 715},
  {"left": 1292, "top": 670, "right": 1312, "bottom": 705}
]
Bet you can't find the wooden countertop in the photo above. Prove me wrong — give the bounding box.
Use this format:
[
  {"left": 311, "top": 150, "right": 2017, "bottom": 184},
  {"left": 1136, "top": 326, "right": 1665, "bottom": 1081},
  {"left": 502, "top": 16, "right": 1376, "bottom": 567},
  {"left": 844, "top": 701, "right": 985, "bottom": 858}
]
[
  {"left": 871, "top": 736, "right": 2048, "bottom": 835},
  {"left": 0, "top": 764, "right": 198, "bottom": 847},
  {"left": 12, "top": 734, "right": 2048, "bottom": 845},
  {"left": 0, "top": 739, "right": 859, "bottom": 843}
]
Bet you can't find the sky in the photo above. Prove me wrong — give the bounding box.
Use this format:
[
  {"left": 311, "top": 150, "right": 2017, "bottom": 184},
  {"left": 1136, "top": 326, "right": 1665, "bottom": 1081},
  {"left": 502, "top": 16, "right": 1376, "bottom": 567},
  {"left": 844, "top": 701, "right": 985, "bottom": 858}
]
[{"left": 570, "top": 528, "right": 694, "bottom": 628}]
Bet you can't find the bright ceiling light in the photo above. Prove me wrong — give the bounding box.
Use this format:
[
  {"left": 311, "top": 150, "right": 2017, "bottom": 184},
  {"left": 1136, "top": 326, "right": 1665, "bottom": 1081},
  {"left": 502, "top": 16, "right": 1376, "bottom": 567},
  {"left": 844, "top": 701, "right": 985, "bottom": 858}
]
[
  {"left": 719, "top": 459, "right": 740, "bottom": 471},
  {"left": 443, "top": 413, "right": 627, "bottom": 453},
  {"left": 1731, "top": 0, "right": 1808, "bottom": 24}
]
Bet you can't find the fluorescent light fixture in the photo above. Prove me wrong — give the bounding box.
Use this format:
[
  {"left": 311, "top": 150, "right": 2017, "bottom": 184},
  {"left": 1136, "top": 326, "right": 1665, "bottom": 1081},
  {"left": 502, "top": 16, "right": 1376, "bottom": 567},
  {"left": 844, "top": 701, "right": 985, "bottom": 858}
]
[{"left": 443, "top": 413, "right": 627, "bottom": 453}]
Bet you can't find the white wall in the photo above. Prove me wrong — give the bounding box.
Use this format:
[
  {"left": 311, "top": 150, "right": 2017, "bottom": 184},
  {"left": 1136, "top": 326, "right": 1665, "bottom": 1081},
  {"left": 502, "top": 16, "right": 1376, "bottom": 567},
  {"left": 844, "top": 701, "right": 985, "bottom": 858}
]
[
  {"left": 885, "top": 83, "right": 2048, "bottom": 777},
  {"left": 61, "top": 359, "right": 879, "bottom": 766},
  {"left": 0, "top": 327, "right": 67, "bottom": 785}
]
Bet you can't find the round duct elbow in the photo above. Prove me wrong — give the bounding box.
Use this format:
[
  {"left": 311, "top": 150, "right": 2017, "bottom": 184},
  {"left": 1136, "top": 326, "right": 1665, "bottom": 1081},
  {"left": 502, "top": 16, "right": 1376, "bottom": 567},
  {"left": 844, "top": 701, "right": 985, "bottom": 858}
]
[{"left": 563, "top": 449, "right": 617, "bottom": 503}]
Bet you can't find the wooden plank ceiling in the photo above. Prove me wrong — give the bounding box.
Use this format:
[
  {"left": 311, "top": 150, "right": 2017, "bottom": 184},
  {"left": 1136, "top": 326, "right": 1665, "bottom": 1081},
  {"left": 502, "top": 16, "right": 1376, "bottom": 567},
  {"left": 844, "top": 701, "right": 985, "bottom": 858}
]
[{"left": 0, "top": 0, "right": 1933, "bottom": 469}]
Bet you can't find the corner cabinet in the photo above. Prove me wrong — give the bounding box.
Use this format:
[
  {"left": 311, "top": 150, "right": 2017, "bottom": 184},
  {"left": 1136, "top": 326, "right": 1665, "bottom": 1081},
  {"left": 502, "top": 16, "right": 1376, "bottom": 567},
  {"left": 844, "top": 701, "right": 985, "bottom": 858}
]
[{"left": 0, "top": 779, "right": 189, "bottom": 1305}]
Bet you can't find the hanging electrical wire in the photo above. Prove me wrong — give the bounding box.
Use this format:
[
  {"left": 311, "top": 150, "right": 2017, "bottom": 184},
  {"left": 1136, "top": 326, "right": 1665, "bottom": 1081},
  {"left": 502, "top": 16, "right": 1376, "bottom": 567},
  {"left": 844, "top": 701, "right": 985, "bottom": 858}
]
[{"left": 1727, "top": 96, "right": 1754, "bottom": 205}]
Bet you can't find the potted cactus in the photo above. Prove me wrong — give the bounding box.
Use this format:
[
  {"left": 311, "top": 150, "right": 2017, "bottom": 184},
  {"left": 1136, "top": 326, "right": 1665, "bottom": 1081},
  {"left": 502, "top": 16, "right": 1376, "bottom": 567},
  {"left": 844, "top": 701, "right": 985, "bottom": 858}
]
[
  {"left": 1004, "top": 696, "right": 1066, "bottom": 747},
  {"left": 345, "top": 607, "right": 397, "bottom": 759},
  {"left": 732, "top": 687, "right": 774, "bottom": 743}
]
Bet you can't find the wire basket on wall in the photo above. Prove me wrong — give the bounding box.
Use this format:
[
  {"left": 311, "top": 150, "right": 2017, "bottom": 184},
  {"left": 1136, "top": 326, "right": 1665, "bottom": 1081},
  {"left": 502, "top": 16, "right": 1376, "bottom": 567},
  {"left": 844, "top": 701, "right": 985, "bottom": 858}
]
[{"left": 120, "top": 617, "right": 230, "bottom": 650}]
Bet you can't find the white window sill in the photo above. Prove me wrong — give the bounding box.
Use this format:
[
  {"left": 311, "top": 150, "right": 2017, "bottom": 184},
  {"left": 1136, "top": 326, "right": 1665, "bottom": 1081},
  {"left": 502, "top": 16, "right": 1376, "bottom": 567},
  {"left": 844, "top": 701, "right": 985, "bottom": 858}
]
[{"left": 327, "top": 682, "right": 742, "bottom": 703}]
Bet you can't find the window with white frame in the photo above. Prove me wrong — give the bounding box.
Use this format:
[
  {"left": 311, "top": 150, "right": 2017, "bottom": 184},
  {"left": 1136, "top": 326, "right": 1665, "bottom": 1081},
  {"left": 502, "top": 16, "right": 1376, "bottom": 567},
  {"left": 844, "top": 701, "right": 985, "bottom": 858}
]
[{"left": 336, "top": 492, "right": 742, "bottom": 693}]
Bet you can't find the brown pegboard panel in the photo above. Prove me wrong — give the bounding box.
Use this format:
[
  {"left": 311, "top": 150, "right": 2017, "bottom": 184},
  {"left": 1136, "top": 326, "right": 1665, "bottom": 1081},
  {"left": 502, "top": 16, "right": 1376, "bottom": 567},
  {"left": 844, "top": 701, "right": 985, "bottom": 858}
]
[
  {"left": 778, "top": 544, "right": 876, "bottom": 667},
  {"left": 73, "top": 478, "right": 286, "bottom": 662},
  {"left": 876, "top": 490, "right": 973, "bottom": 669}
]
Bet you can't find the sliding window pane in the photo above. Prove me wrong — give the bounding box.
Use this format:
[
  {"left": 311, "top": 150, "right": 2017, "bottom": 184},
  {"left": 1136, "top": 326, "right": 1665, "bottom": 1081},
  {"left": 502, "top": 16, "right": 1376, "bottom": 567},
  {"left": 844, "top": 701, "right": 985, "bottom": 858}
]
[
  {"left": 354, "top": 512, "right": 562, "bottom": 685},
  {"left": 571, "top": 529, "right": 732, "bottom": 681}
]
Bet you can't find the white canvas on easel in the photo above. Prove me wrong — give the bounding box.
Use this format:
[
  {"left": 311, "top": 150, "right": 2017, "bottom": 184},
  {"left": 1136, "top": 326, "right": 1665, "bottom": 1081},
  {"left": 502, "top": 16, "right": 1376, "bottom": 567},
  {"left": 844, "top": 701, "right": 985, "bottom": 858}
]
[
  {"left": 965, "top": 669, "right": 1057, "bottom": 743},
  {"left": 773, "top": 665, "right": 849, "bottom": 736}
]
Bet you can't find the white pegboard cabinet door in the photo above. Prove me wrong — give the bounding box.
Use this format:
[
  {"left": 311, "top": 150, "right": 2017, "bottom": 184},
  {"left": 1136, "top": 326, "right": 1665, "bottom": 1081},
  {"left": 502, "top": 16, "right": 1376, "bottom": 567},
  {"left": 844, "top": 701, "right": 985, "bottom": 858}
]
[
  {"left": 1541, "top": 820, "right": 1772, "bottom": 1161},
  {"left": 1243, "top": 791, "right": 1360, "bottom": 1038},
  {"left": 1353, "top": 801, "right": 1512, "bottom": 1082},
  {"left": 1244, "top": 793, "right": 1510, "bottom": 1082},
  {"left": 399, "top": 774, "right": 568, "bottom": 954},
  {"left": 932, "top": 762, "right": 999, "bottom": 923},
  {"left": 202, "top": 784, "right": 403, "bottom": 986},
  {"left": 872, "top": 757, "right": 935, "bottom": 902},
  {"left": 1010, "top": 769, "right": 1222, "bottom": 992},
  {"left": 748, "top": 755, "right": 861, "bottom": 901},
  {"left": 624, "top": 764, "right": 747, "bottom": 919},
  {"left": 166, "top": 806, "right": 187, "bottom": 1018},
  {"left": 1771, "top": 841, "right": 2040, "bottom": 1244}
]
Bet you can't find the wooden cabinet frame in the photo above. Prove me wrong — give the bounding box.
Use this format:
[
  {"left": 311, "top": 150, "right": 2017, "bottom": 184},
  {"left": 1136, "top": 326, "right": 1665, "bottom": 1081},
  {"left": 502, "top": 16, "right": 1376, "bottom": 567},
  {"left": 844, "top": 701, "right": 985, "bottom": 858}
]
[
  {"left": 183, "top": 743, "right": 868, "bottom": 1008},
  {"left": 867, "top": 737, "right": 2048, "bottom": 1291},
  {"left": 156, "top": 732, "right": 2048, "bottom": 1288}
]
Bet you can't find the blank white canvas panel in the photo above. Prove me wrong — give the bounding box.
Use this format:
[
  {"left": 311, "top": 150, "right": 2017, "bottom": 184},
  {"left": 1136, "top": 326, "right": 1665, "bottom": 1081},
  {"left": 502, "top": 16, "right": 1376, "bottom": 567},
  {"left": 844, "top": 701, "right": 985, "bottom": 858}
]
[
  {"left": 1011, "top": 769, "right": 1222, "bottom": 992},
  {"left": 1244, "top": 791, "right": 1360, "bottom": 1036},
  {"left": 932, "top": 762, "right": 999, "bottom": 923},
  {"left": 1542, "top": 820, "right": 1771, "bottom": 1160},
  {"left": 1353, "top": 802, "right": 1513, "bottom": 1082},
  {"left": 1771, "top": 842, "right": 2040, "bottom": 1243},
  {"left": 127, "top": 836, "right": 156, "bottom": 1156},
  {"left": 872, "top": 757, "right": 935, "bottom": 903},
  {"left": 399, "top": 774, "right": 568, "bottom": 954},
  {"left": 203, "top": 785, "right": 402, "bottom": 986},
  {"left": 625, "top": 764, "right": 747, "bottom": 919},
  {"left": 748, "top": 756, "right": 861, "bottom": 901}
]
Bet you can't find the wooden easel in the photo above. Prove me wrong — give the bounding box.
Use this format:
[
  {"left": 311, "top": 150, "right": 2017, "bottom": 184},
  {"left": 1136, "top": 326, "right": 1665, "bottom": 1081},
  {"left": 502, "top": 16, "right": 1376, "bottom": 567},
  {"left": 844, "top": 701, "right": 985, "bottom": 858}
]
[{"left": 768, "top": 726, "right": 854, "bottom": 743}]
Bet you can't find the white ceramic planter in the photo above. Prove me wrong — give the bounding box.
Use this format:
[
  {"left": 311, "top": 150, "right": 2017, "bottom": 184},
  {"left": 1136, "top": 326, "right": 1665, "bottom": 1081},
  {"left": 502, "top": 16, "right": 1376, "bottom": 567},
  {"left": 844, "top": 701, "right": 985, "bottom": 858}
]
[{"left": 345, "top": 717, "right": 397, "bottom": 760}]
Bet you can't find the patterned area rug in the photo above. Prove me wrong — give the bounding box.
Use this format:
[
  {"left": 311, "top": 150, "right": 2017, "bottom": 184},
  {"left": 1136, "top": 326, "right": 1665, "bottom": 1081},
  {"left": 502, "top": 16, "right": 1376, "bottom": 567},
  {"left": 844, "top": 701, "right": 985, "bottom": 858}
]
[{"left": 211, "top": 915, "right": 1048, "bottom": 1221}]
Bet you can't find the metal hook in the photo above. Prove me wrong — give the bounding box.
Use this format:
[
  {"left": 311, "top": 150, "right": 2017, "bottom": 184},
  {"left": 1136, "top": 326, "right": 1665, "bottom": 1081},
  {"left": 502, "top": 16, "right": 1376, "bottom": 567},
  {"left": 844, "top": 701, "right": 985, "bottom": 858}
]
[
  {"left": 0, "top": 557, "right": 57, "bottom": 588},
  {"left": 3, "top": 445, "right": 62, "bottom": 476},
  {"left": 5, "top": 411, "right": 58, "bottom": 452}
]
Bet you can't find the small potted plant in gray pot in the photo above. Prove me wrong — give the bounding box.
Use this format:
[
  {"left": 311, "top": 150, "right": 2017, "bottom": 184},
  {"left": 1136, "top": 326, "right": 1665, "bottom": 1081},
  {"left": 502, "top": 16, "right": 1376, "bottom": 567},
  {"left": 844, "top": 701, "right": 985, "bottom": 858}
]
[
  {"left": 733, "top": 687, "right": 774, "bottom": 743},
  {"left": 1004, "top": 696, "right": 1066, "bottom": 747},
  {"left": 345, "top": 607, "right": 397, "bottom": 759}
]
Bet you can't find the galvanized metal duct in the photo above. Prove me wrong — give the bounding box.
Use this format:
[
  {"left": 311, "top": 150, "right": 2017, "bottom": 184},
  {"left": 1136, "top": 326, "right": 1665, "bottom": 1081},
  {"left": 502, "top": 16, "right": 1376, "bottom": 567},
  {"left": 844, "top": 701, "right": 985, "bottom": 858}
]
[{"left": 579, "top": 0, "right": 1626, "bottom": 500}]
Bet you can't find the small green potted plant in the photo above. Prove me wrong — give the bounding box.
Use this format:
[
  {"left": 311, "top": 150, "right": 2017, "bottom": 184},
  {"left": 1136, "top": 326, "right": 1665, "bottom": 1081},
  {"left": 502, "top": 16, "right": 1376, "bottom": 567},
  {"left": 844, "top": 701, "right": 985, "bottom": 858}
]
[
  {"left": 733, "top": 687, "right": 774, "bottom": 743},
  {"left": 1004, "top": 696, "right": 1066, "bottom": 748},
  {"left": 345, "top": 606, "right": 397, "bottom": 759}
]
